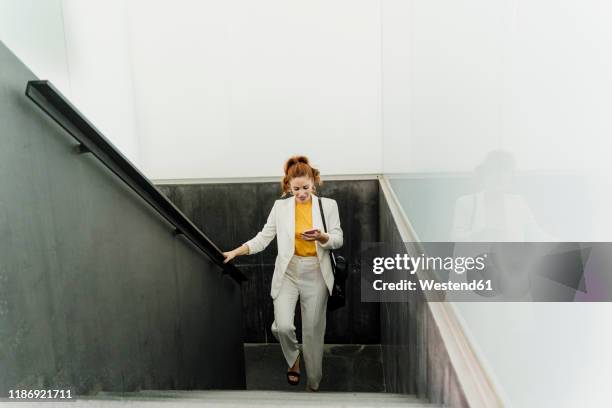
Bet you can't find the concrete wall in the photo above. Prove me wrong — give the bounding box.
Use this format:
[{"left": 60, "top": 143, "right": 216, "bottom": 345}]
[
  {"left": 157, "top": 179, "right": 380, "bottom": 344},
  {"left": 0, "top": 42, "right": 245, "bottom": 395},
  {"left": 379, "top": 188, "right": 468, "bottom": 406}
]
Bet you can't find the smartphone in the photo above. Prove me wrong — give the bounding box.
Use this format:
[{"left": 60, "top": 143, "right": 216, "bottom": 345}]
[{"left": 302, "top": 228, "right": 320, "bottom": 235}]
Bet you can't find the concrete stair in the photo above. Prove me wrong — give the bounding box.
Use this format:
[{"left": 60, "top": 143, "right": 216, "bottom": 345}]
[
  {"left": 245, "top": 343, "right": 385, "bottom": 392},
  {"left": 12, "top": 344, "right": 439, "bottom": 407},
  {"left": 77, "top": 390, "right": 439, "bottom": 407}
]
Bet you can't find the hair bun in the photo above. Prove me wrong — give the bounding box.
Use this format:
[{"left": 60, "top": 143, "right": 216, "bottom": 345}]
[{"left": 284, "top": 155, "right": 310, "bottom": 175}]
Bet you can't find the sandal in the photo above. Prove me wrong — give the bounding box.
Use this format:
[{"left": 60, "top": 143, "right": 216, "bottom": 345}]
[{"left": 286, "top": 351, "right": 301, "bottom": 385}]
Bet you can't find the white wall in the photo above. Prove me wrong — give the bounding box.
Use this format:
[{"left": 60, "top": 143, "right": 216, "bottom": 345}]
[
  {"left": 382, "top": 0, "right": 612, "bottom": 174},
  {"left": 0, "top": 0, "right": 140, "bottom": 165},
  {"left": 61, "top": 0, "right": 140, "bottom": 164},
  {"left": 382, "top": 0, "right": 504, "bottom": 173},
  {"left": 3, "top": 0, "right": 382, "bottom": 179},
  {"left": 5, "top": 0, "right": 610, "bottom": 178},
  {"left": 0, "top": 0, "right": 70, "bottom": 92},
  {"left": 126, "top": 0, "right": 382, "bottom": 180}
]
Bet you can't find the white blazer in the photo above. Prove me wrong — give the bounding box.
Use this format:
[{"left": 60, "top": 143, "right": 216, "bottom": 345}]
[{"left": 243, "top": 194, "right": 344, "bottom": 300}]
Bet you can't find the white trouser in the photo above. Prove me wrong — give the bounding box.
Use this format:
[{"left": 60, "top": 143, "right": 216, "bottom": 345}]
[{"left": 271, "top": 254, "right": 329, "bottom": 389}]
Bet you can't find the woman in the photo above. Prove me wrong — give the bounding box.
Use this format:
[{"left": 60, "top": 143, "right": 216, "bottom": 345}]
[{"left": 223, "top": 155, "right": 343, "bottom": 392}]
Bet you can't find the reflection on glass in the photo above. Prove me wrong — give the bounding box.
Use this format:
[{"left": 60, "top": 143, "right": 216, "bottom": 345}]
[{"left": 451, "top": 150, "right": 554, "bottom": 242}]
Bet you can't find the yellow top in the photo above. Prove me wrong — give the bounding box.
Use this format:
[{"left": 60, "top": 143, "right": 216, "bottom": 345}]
[{"left": 294, "top": 198, "right": 317, "bottom": 256}]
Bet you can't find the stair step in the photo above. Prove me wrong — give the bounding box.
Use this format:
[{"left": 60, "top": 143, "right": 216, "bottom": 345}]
[
  {"left": 245, "top": 343, "right": 385, "bottom": 392},
  {"left": 82, "top": 390, "right": 439, "bottom": 407}
]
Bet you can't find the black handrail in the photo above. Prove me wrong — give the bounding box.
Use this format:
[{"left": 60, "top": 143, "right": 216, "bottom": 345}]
[{"left": 25, "top": 80, "right": 246, "bottom": 284}]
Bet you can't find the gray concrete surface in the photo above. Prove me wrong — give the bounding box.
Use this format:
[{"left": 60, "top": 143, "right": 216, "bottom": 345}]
[
  {"left": 0, "top": 41, "right": 245, "bottom": 396},
  {"left": 63, "top": 390, "right": 439, "bottom": 407}
]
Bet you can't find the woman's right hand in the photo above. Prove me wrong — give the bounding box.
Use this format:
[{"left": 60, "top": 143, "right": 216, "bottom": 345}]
[
  {"left": 223, "top": 244, "right": 249, "bottom": 263},
  {"left": 223, "top": 250, "right": 237, "bottom": 264}
]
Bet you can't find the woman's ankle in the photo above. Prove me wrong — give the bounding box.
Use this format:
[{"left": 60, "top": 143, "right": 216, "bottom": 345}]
[{"left": 291, "top": 352, "right": 300, "bottom": 370}]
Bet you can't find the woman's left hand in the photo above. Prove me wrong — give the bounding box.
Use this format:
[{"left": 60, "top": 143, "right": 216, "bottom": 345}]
[{"left": 301, "top": 229, "right": 328, "bottom": 242}]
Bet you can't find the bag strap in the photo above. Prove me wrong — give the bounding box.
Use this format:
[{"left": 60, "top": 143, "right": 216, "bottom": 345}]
[
  {"left": 317, "top": 196, "right": 337, "bottom": 268},
  {"left": 317, "top": 196, "right": 328, "bottom": 233}
]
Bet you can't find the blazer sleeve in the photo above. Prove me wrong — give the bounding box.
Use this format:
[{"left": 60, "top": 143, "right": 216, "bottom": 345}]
[
  {"left": 243, "top": 200, "right": 278, "bottom": 255},
  {"left": 319, "top": 199, "right": 343, "bottom": 250}
]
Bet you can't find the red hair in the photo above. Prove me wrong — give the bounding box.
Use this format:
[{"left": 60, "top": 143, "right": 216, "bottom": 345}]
[{"left": 280, "top": 155, "right": 322, "bottom": 197}]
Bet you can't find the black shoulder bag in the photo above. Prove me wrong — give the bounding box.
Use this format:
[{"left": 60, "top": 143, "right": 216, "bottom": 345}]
[{"left": 318, "top": 197, "right": 348, "bottom": 311}]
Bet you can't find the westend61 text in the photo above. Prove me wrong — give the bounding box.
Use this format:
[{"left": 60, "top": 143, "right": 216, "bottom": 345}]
[{"left": 372, "top": 279, "right": 493, "bottom": 292}]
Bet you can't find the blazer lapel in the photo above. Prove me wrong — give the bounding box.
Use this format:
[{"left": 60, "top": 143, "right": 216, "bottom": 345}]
[{"left": 287, "top": 196, "right": 295, "bottom": 244}]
